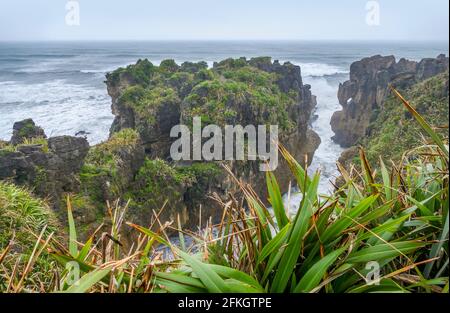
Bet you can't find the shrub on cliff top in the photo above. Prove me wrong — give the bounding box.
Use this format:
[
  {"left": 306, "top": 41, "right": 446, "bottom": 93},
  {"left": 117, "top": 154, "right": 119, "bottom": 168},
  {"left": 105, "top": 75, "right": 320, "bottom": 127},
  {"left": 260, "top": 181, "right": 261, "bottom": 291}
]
[
  {"left": 222, "top": 66, "right": 276, "bottom": 87},
  {"left": 111, "top": 57, "right": 299, "bottom": 131},
  {"left": 80, "top": 128, "right": 140, "bottom": 202},
  {"left": 107, "top": 59, "right": 155, "bottom": 86},
  {"left": 180, "top": 61, "right": 208, "bottom": 73},
  {"left": 119, "top": 86, "right": 180, "bottom": 125},
  {"left": 183, "top": 73, "right": 296, "bottom": 129},
  {"left": 213, "top": 57, "right": 248, "bottom": 70},
  {"left": 159, "top": 59, "right": 180, "bottom": 73}
]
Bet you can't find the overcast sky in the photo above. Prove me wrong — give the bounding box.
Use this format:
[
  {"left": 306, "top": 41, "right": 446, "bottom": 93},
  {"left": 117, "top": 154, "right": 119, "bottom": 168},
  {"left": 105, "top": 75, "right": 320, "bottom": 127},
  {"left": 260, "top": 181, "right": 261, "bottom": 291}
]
[{"left": 0, "top": 0, "right": 448, "bottom": 41}]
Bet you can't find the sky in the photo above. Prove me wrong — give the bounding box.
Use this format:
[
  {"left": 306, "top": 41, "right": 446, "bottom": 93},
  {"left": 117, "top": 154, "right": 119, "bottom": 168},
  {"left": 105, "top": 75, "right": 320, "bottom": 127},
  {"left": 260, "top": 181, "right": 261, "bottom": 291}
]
[{"left": 0, "top": 0, "right": 448, "bottom": 41}]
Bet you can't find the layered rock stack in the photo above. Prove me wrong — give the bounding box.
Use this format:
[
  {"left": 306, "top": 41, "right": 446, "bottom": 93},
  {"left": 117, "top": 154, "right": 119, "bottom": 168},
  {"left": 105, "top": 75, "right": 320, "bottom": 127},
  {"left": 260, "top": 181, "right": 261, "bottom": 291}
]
[
  {"left": 105, "top": 57, "right": 321, "bottom": 229},
  {"left": 0, "top": 120, "right": 89, "bottom": 210},
  {"left": 0, "top": 57, "right": 321, "bottom": 236},
  {"left": 331, "top": 54, "right": 449, "bottom": 147}
]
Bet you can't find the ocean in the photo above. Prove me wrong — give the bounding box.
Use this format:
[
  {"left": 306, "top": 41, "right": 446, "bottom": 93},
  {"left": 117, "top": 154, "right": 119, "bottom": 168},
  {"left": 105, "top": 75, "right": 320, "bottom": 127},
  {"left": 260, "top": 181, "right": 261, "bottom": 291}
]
[{"left": 0, "top": 40, "right": 448, "bottom": 196}]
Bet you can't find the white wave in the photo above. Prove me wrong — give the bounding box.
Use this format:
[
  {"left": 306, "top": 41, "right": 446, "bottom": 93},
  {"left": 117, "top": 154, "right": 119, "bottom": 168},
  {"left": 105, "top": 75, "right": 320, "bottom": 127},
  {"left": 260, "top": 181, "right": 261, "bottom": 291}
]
[
  {"left": 305, "top": 75, "right": 345, "bottom": 195},
  {"left": 0, "top": 81, "right": 17, "bottom": 86},
  {"left": 0, "top": 80, "right": 113, "bottom": 144},
  {"left": 17, "top": 58, "right": 70, "bottom": 73},
  {"left": 80, "top": 69, "right": 107, "bottom": 74},
  {"left": 80, "top": 66, "right": 122, "bottom": 74},
  {"left": 295, "top": 62, "right": 349, "bottom": 77}
]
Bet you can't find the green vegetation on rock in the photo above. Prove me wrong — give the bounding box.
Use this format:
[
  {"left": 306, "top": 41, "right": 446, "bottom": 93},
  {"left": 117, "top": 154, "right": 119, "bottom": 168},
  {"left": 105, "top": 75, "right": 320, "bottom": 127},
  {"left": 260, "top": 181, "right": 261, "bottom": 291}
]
[
  {"left": 107, "top": 59, "right": 156, "bottom": 86},
  {"left": 119, "top": 86, "right": 180, "bottom": 125},
  {"left": 80, "top": 128, "right": 140, "bottom": 203},
  {"left": 0, "top": 136, "right": 49, "bottom": 154},
  {"left": 109, "top": 57, "right": 300, "bottom": 131},
  {"left": 0, "top": 182, "right": 61, "bottom": 292},
  {"left": 129, "top": 159, "right": 221, "bottom": 212},
  {"left": 358, "top": 72, "right": 449, "bottom": 164}
]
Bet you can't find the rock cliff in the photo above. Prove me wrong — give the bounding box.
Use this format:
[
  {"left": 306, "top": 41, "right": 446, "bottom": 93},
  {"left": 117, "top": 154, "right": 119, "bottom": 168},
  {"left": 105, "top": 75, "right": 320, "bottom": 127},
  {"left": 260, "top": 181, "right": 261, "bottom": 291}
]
[
  {"left": 331, "top": 54, "right": 449, "bottom": 147},
  {"left": 0, "top": 57, "right": 321, "bottom": 237},
  {"left": 337, "top": 71, "right": 449, "bottom": 170},
  {"left": 105, "top": 57, "right": 320, "bottom": 229}
]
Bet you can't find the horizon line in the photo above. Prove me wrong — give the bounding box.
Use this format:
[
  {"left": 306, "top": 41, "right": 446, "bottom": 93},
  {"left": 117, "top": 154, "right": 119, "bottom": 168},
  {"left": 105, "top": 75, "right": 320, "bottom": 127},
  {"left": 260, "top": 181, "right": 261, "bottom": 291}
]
[{"left": 0, "top": 38, "right": 449, "bottom": 44}]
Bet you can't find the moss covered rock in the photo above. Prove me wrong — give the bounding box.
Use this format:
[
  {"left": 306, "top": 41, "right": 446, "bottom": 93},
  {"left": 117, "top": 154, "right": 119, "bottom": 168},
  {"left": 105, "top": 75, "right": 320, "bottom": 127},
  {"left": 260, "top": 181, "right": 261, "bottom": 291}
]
[
  {"left": 10, "top": 119, "right": 47, "bottom": 145},
  {"left": 363, "top": 71, "right": 449, "bottom": 164},
  {"left": 80, "top": 128, "right": 144, "bottom": 204},
  {"left": 106, "top": 57, "right": 317, "bottom": 158}
]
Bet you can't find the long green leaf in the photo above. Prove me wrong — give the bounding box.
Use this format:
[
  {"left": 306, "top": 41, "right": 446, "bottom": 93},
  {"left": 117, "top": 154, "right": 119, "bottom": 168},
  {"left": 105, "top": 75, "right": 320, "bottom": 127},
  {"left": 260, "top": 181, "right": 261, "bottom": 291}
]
[
  {"left": 155, "top": 272, "right": 205, "bottom": 289},
  {"left": 294, "top": 247, "right": 347, "bottom": 293},
  {"left": 391, "top": 87, "right": 449, "bottom": 159},
  {"left": 424, "top": 212, "right": 449, "bottom": 278},
  {"left": 154, "top": 278, "right": 206, "bottom": 293},
  {"left": 63, "top": 268, "right": 110, "bottom": 293},
  {"left": 77, "top": 236, "right": 93, "bottom": 261},
  {"left": 270, "top": 173, "right": 320, "bottom": 293},
  {"left": 66, "top": 196, "right": 78, "bottom": 258},
  {"left": 177, "top": 250, "right": 229, "bottom": 293},
  {"left": 223, "top": 279, "right": 263, "bottom": 293},
  {"left": 321, "top": 195, "right": 378, "bottom": 243},
  {"left": 346, "top": 241, "right": 427, "bottom": 263},
  {"left": 209, "top": 265, "right": 264, "bottom": 292},
  {"left": 266, "top": 171, "right": 289, "bottom": 228},
  {"left": 357, "top": 215, "right": 411, "bottom": 243},
  {"left": 256, "top": 223, "right": 290, "bottom": 266}
]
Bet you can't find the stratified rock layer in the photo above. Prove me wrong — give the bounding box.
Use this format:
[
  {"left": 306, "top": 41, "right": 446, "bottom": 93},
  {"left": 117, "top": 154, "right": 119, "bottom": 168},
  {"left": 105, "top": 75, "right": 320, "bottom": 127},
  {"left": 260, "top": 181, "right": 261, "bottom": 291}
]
[
  {"left": 331, "top": 54, "right": 449, "bottom": 147},
  {"left": 0, "top": 120, "right": 89, "bottom": 211},
  {"left": 105, "top": 57, "right": 321, "bottom": 229},
  {"left": 0, "top": 57, "right": 321, "bottom": 238}
]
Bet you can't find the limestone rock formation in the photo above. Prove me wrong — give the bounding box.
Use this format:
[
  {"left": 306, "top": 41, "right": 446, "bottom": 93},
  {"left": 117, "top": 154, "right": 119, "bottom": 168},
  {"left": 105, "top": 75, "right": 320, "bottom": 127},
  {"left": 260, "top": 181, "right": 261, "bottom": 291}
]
[
  {"left": 331, "top": 54, "right": 449, "bottom": 147},
  {"left": 105, "top": 57, "right": 321, "bottom": 229},
  {"left": 337, "top": 71, "right": 449, "bottom": 172},
  {"left": 0, "top": 57, "right": 321, "bottom": 237},
  {"left": 0, "top": 120, "right": 89, "bottom": 210},
  {"left": 79, "top": 128, "right": 145, "bottom": 205}
]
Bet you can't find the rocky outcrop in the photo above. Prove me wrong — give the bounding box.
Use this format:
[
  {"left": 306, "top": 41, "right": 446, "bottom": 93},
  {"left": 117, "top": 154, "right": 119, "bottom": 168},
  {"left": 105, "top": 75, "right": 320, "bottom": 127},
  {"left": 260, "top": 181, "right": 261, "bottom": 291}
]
[
  {"left": 331, "top": 54, "right": 449, "bottom": 147},
  {"left": 0, "top": 120, "right": 89, "bottom": 210},
  {"left": 337, "top": 71, "right": 449, "bottom": 173},
  {"left": 0, "top": 58, "right": 321, "bottom": 238},
  {"left": 105, "top": 57, "right": 320, "bottom": 229},
  {"left": 10, "top": 119, "right": 46, "bottom": 145},
  {"left": 79, "top": 128, "right": 145, "bottom": 204}
]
